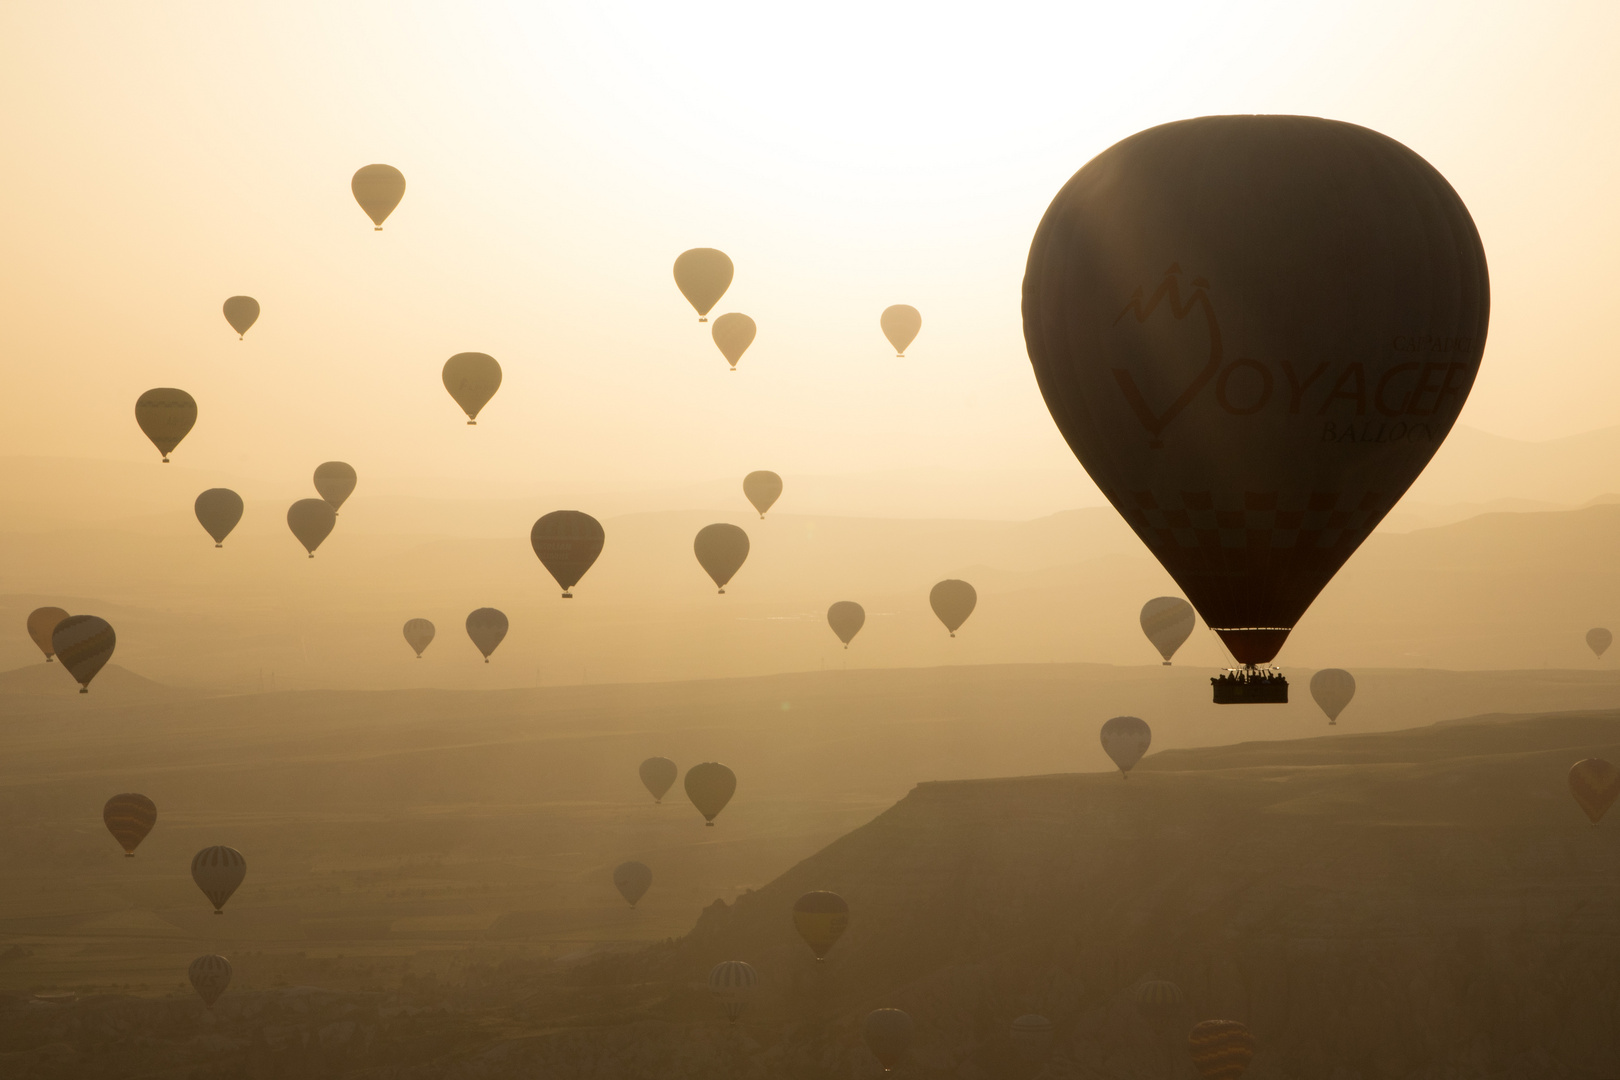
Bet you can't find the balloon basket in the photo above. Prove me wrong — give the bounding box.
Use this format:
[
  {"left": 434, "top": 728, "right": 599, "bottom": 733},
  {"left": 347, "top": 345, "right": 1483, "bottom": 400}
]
[
  {"left": 78, "top": 687, "right": 88, "bottom": 694},
  {"left": 1211, "top": 668, "right": 1288, "bottom": 704},
  {"left": 562, "top": 592, "right": 573, "bottom": 599}
]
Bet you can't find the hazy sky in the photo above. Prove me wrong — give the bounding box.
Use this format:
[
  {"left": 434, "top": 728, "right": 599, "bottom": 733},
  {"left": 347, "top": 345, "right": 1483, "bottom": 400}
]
[{"left": 2, "top": 1, "right": 1615, "bottom": 500}]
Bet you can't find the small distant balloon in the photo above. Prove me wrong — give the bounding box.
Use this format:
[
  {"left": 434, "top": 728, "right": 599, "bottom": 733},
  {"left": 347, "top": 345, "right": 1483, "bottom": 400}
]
[
  {"left": 827, "top": 602, "right": 865, "bottom": 648},
  {"left": 1309, "top": 669, "right": 1356, "bottom": 725},
  {"left": 1135, "top": 977, "right": 1184, "bottom": 1033},
  {"left": 685, "top": 761, "right": 736, "bottom": 825},
  {"left": 287, "top": 499, "right": 336, "bottom": 557},
  {"left": 222, "top": 296, "right": 259, "bottom": 339},
  {"left": 743, "top": 471, "right": 782, "bottom": 518},
  {"left": 352, "top": 164, "right": 406, "bottom": 229},
  {"left": 864, "top": 1008, "right": 915, "bottom": 1073},
  {"left": 194, "top": 489, "right": 243, "bottom": 547},
  {"left": 26, "top": 607, "right": 68, "bottom": 662},
  {"left": 929, "top": 579, "right": 977, "bottom": 636},
  {"left": 707, "top": 960, "right": 756, "bottom": 1023},
  {"left": 711, "top": 313, "right": 756, "bottom": 370},
  {"left": 1100, "top": 716, "right": 1152, "bottom": 778},
  {"left": 403, "top": 618, "right": 436, "bottom": 658},
  {"left": 674, "top": 248, "right": 734, "bottom": 322},
  {"left": 792, "top": 891, "right": 849, "bottom": 961},
  {"left": 189, "top": 954, "right": 232, "bottom": 1009},
  {"left": 880, "top": 305, "right": 921, "bottom": 357},
  {"left": 1011, "top": 1015, "right": 1053, "bottom": 1061},
  {"left": 639, "top": 757, "right": 677, "bottom": 803},
  {"left": 443, "top": 353, "right": 502, "bottom": 424},
  {"left": 530, "top": 511, "right": 605, "bottom": 598},
  {"left": 103, "top": 793, "right": 156, "bottom": 856},
  {"left": 134, "top": 388, "right": 197, "bottom": 463},
  {"left": 465, "top": 607, "right": 508, "bottom": 662},
  {"left": 191, "top": 845, "right": 246, "bottom": 914},
  {"left": 613, "top": 861, "right": 652, "bottom": 907},
  {"left": 1140, "top": 597, "right": 1196, "bottom": 664},
  {"left": 52, "top": 615, "right": 115, "bottom": 693},
  {"left": 314, "top": 462, "right": 357, "bottom": 512},
  {"left": 1588, "top": 628, "right": 1612, "bottom": 657},
  {"left": 694, "top": 523, "right": 750, "bottom": 593},
  {"left": 1569, "top": 758, "right": 1620, "bottom": 825},
  {"left": 1189, "top": 1019, "right": 1258, "bottom": 1080}
]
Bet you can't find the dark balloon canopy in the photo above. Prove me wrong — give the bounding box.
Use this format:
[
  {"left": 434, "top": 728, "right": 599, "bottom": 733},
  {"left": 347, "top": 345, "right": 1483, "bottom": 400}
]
[
  {"left": 694, "top": 524, "right": 750, "bottom": 594},
  {"left": 743, "top": 471, "right": 782, "bottom": 518},
  {"left": 314, "top": 462, "right": 357, "bottom": 512},
  {"left": 194, "top": 488, "right": 244, "bottom": 547},
  {"left": 1023, "top": 116, "right": 1488, "bottom": 668},
  {"left": 352, "top": 164, "right": 405, "bottom": 229},
  {"left": 827, "top": 601, "right": 865, "bottom": 647},
  {"left": 222, "top": 296, "right": 259, "bottom": 338},
  {"left": 53, "top": 615, "right": 115, "bottom": 693},
  {"left": 465, "top": 608, "right": 509, "bottom": 662},
  {"left": 673, "top": 248, "right": 733, "bottom": 321},
  {"left": 135, "top": 388, "right": 197, "bottom": 463},
  {"left": 530, "top": 511, "right": 605, "bottom": 597},
  {"left": 287, "top": 499, "right": 336, "bottom": 557}
]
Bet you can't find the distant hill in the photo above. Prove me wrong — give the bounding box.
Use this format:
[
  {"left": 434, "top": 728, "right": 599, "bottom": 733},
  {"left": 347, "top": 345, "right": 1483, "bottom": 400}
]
[{"left": 0, "top": 661, "right": 179, "bottom": 700}]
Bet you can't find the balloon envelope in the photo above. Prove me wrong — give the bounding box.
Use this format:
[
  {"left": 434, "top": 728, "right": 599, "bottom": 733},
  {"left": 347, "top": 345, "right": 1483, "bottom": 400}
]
[
  {"left": 26, "top": 606, "right": 68, "bottom": 661},
  {"left": 103, "top": 793, "right": 156, "bottom": 856},
  {"left": 134, "top": 388, "right": 197, "bottom": 462},
  {"left": 694, "top": 523, "right": 749, "bottom": 593},
  {"left": 351, "top": 164, "right": 405, "bottom": 228},
  {"left": 287, "top": 499, "right": 336, "bottom": 556},
  {"left": 1569, "top": 758, "right": 1620, "bottom": 825},
  {"left": 827, "top": 601, "right": 865, "bottom": 647},
  {"left": 465, "top": 608, "right": 508, "bottom": 661},
  {"left": 52, "top": 615, "right": 115, "bottom": 692},
  {"left": 443, "top": 353, "right": 502, "bottom": 423},
  {"left": 711, "top": 313, "right": 756, "bottom": 369},
  {"left": 1023, "top": 116, "right": 1488, "bottom": 667},
  {"left": 880, "top": 305, "right": 921, "bottom": 356},
  {"left": 674, "top": 248, "right": 734, "bottom": 321},
  {"left": 1140, "top": 596, "right": 1195, "bottom": 663},
  {"left": 743, "top": 471, "right": 782, "bottom": 517},
  {"left": 222, "top": 296, "right": 259, "bottom": 338},
  {"left": 639, "top": 756, "right": 677, "bottom": 803},
  {"left": 1188, "top": 1019, "right": 1258, "bottom": 1080},
  {"left": 314, "top": 462, "right": 357, "bottom": 511},
  {"left": 191, "top": 845, "right": 246, "bottom": 913},
  {"left": 707, "top": 960, "right": 757, "bottom": 1023},
  {"left": 1588, "top": 628, "right": 1612, "bottom": 657},
  {"left": 929, "top": 579, "right": 977, "bottom": 636},
  {"left": 530, "top": 511, "right": 605, "bottom": 596},
  {"left": 1309, "top": 668, "right": 1356, "bottom": 724},
  {"left": 189, "top": 954, "right": 232, "bottom": 1009},
  {"left": 194, "top": 488, "right": 243, "bottom": 546},
  {"left": 864, "top": 1008, "right": 915, "bottom": 1072},
  {"left": 685, "top": 761, "right": 736, "bottom": 824},
  {"left": 613, "top": 861, "right": 652, "bottom": 907},
  {"left": 1101, "top": 715, "right": 1152, "bottom": 777},
  {"left": 403, "top": 618, "right": 436, "bottom": 658},
  {"left": 792, "top": 890, "right": 849, "bottom": 960},
  {"left": 1135, "top": 977, "right": 1184, "bottom": 1032}
]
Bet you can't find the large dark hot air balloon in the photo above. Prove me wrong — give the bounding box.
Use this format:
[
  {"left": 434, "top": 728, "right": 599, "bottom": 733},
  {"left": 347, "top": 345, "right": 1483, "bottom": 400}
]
[
  {"left": 352, "top": 164, "right": 405, "bottom": 229},
  {"left": 465, "top": 608, "right": 508, "bottom": 662},
  {"left": 712, "top": 313, "right": 755, "bottom": 370},
  {"left": 189, "top": 954, "right": 232, "bottom": 1009},
  {"left": 694, "top": 524, "right": 749, "bottom": 594},
  {"left": 103, "top": 793, "right": 156, "bottom": 856},
  {"left": 222, "top": 296, "right": 259, "bottom": 339},
  {"left": 685, "top": 761, "right": 736, "bottom": 825},
  {"left": 1100, "top": 715, "right": 1151, "bottom": 778},
  {"left": 287, "top": 499, "right": 336, "bottom": 557},
  {"left": 639, "top": 757, "right": 677, "bottom": 803},
  {"left": 743, "top": 471, "right": 782, "bottom": 518},
  {"left": 1309, "top": 669, "right": 1356, "bottom": 725},
  {"left": 674, "top": 248, "right": 733, "bottom": 322},
  {"left": 1023, "top": 116, "right": 1488, "bottom": 704},
  {"left": 194, "top": 488, "right": 243, "bottom": 547},
  {"left": 135, "top": 388, "right": 197, "bottom": 463},
  {"left": 530, "top": 512, "right": 604, "bottom": 598},
  {"left": 443, "top": 353, "right": 502, "bottom": 424},
  {"left": 827, "top": 602, "right": 865, "bottom": 648},
  {"left": 191, "top": 845, "right": 246, "bottom": 914},
  {"left": 53, "top": 615, "right": 115, "bottom": 693},
  {"left": 1140, "top": 596, "right": 1195, "bottom": 664},
  {"left": 314, "top": 462, "right": 357, "bottom": 512},
  {"left": 403, "top": 618, "right": 435, "bottom": 658},
  {"left": 929, "top": 579, "right": 976, "bottom": 636}
]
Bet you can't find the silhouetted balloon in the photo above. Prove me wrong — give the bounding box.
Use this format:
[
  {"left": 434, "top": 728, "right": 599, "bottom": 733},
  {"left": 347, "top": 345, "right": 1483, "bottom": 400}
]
[
  {"left": 640, "top": 756, "right": 677, "bottom": 803},
  {"left": 103, "top": 793, "right": 156, "bottom": 856},
  {"left": 743, "top": 471, "right": 782, "bottom": 518},
  {"left": 222, "top": 296, "right": 259, "bottom": 339},
  {"left": 694, "top": 523, "right": 749, "bottom": 593},
  {"left": 1023, "top": 116, "right": 1488, "bottom": 668},
  {"left": 352, "top": 164, "right": 405, "bottom": 229},
  {"left": 135, "top": 388, "right": 197, "bottom": 463},
  {"left": 792, "top": 891, "right": 848, "bottom": 960},
  {"left": 1140, "top": 596, "right": 1195, "bottom": 664},
  {"left": 287, "top": 499, "right": 336, "bottom": 557},
  {"left": 674, "top": 248, "right": 733, "bottom": 322},
  {"left": 443, "top": 352, "right": 502, "bottom": 424},
  {"left": 1101, "top": 716, "right": 1152, "bottom": 778},
  {"left": 880, "top": 305, "right": 921, "bottom": 357},
  {"left": 1011, "top": 1015, "right": 1053, "bottom": 1061},
  {"left": 191, "top": 846, "right": 246, "bottom": 914},
  {"left": 1135, "top": 977, "right": 1184, "bottom": 1033},
  {"left": 194, "top": 488, "right": 243, "bottom": 547},
  {"left": 26, "top": 607, "right": 68, "bottom": 662},
  {"left": 1309, "top": 668, "right": 1356, "bottom": 725},
  {"left": 929, "top": 579, "right": 976, "bottom": 636},
  {"left": 314, "top": 462, "right": 357, "bottom": 512},
  {"left": 1588, "top": 628, "right": 1611, "bottom": 657},
  {"left": 52, "top": 615, "right": 115, "bottom": 693},
  {"left": 613, "top": 861, "right": 652, "bottom": 907},
  {"left": 708, "top": 960, "right": 756, "bottom": 1023},
  {"left": 864, "top": 1008, "right": 914, "bottom": 1073},
  {"left": 827, "top": 602, "right": 865, "bottom": 648},
  {"left": 530, "top": 511, "right": 604, "bottom": 597},
  {"left": 685, "top": 761, "right": 736, "bottom": 825},
  {"left": 1189, "top": 1019, "right": 1257, "bottom": 1080},
  {"left": 712, "top": 313, "right": 755, "bottom": 370},
  {"left": 189, "top": 954, "right": 232, "bottom": 1009},
  {"left": 465, "top": 607, "right": 508, "bottom": 662},
  {"left": 1569, "top": 758, "right": 1620, "bottom": 825},
  {"left": 403, "top": 618, "right": 436, "bottom": 658}
]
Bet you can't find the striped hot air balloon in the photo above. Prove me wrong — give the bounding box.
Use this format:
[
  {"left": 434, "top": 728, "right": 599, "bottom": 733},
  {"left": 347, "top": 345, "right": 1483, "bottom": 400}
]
[
  {"left": 707, "top": 960, "right": 757, "bottom": 1023},
  {"left": 1134, "top": 976, "right": 1184, "bottom": 1033},
  {"left": 1189, "top": 1019, "right": 1257, "bottom": 1080},
  {"left": 530, "top": 511, "right": 605, "bottom": 598},
  {"left": 1569, "top": 758, "right": 1620, "bottom": 826},
  {"left": 52, "top": 615, "right": 115, "bottom": 693},
  {"left": 188, "top": 954, "right": 232, "bottom": 1008},
  {"left": 103, "top": 793, "right": 156, "bottom": 856},
  {"left": 792, "top": 891, "right": 849, "bottom": 961},
  {"left": 191, "top": 846, "right": 246, "bottom": 914}
]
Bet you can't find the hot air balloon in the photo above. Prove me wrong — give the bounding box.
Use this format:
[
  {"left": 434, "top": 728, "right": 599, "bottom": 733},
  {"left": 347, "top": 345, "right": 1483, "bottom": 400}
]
[
  {"left": 530, "top": 511, "right": 604, "bottom": 598},
  {"left": 134, "top": 388, "right": 197, "bottom": 463},
  {"left": 222, "top": 296, "right": 259, "bottom": 339},
  {"left": 26, "top": 607, "right": 68, "bottom": 662},
  {"left": 103, "top": 793, "right": 156, "bottom": 856},
  {"left": 1100, "top": 716, "right": 1152, "bottom": 778},
  {"left": 465, "top": 607, "right": 508, "bottom": 662},
  {"left": 694, "top": 524, "right": 749, "bottom": 593},
  {"left": 1011, "top": 1015, "right": 1054, "bottom": 1061},
  {"left": 1588, "top": 628, "right": 1611, "bottom": 657},
  {"left": 53, "top": 615, "right": 114, "bottom": 693},
  {"left": 314, "top": 462, "right": 357, "bottom": 513},
  {"left": 929, "top": 579, "right": 976, "bottom": 636},
  {"left": 1023, "top": 116, "right": 1488, "bottom": 705},
  {"left": 1140, "top": 597, "right": 1195, "bottom": 664},
  {"left": 708, "top": 960, "right": 756, "bottom": 1023},
  {"left": 1309, "top": 669, "right": 1356, "bottom": 725},
  {"left": 1135, "top": 977, "right": 1184, "bottom": 1033},
  {"left": 442, "top": 352, "right": 502, "bottom": 424},
  {"left": 191, "top": 846, "right": 246, "bottom": 914},
  {"left": 613, "top": 861, "right": 652, "bottom": 907},
  {"left": 880, "top": 305, "right": 921, "bottom": 357},
  {"left": 403, "top": 618, "right": 436, "bottom": 658},
  {"left": 685, "top": 762, "right": 736, "bottom": 825},
  {"left": 352, "top": 164, "right": 405, "bottom": 229},
  {"left": 1569, "top": 758, "right": 1620, "bottom": 825},
  {"left": 864, "top": 1008, "right": 914, "bottom": 1073},
  {"left": 287, "top": 499, "right": 336, "bottom": 557},
  {"left": 711, "top": 313, "right": 756, "bottom": 371},
  {"left": 1189, "top": 1019, "right": 1257, "bottom": 1080},
  {"left": 674, "top": 248, "right": 733, "bottom": 322},
  {"left": 827, "top": 602, "right": 865, "bottom": 648},
  {"left": 189, "top": 954, "right": 232, "bottom": 1008},
  {"left": 743, "top": 471, "right": 782, "bottom": 518},
  {"left": 792, "top": 891, "right": 848, "bottom": 961},
  {"left": 194, "top": 488, "right": 243, "bottom": 547},
  {"left": 640, "top": 757, "right": 677, "bottom": 803}
]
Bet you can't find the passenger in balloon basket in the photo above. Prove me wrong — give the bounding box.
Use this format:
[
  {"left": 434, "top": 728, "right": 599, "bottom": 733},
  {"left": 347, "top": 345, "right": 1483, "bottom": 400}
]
[{"left": 1211, "top": 665, "right": 1288, "bottom": 704}]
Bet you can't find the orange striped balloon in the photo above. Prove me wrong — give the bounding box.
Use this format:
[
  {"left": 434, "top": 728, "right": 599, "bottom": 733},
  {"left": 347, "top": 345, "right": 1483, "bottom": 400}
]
[
  {"left": 1568, "top": 758, "right": 1620, "bottom": 825},
  {"left": 51, "top": 615, "right": 115, "bottom": 693},
  {"left": 103, "top": 794, "right": 156, "bottom": 856},
  {"left": 1189, "top": 1019, "right": 1257, "bottom": 1080},
  {"left": 191, "top": 846, "right": 247, "bottom": 914}
]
